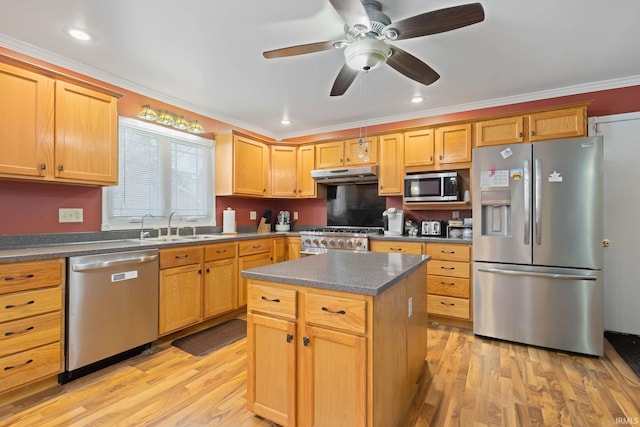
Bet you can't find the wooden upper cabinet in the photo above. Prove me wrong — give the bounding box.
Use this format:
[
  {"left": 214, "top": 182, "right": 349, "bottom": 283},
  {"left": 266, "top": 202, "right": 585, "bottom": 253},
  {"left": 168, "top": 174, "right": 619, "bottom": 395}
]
[
  {"left": 55, "top": 81, "right": 118, "bottom": 184},
  {"left": 474, "top": 116, "right": 525, "bottom": 147},
  {"left": 528, "top": 106, "right": 586, "bottom": 141},
  {"left": 344, "top": 136, "right": 377, "bottom": 166},
  {"left": 216, "top": 133, "right": 269, "bottom": 197},
  {"left": 315, "top": 141, "right": 344, "bottom": 169},
  {"left": 297, "top": 145, "right": 317, "bottom": 198},
  {"left": 315, "top": 137, "right": 377, "bottom": 169},
  {"left": 404, "top": 128, "right": 435, "bottom": 167},
  {"left": 435, "top": 123, "right": 472, "bottom": 166},
  {"left": 0, "top": 62, "right": 54, "bottom": 179},
  {"left": 270, "top": 146, "right": 298, "bottom": 198},
  {"left": 378, "top": 132, "right": 404, "bottom": 196}
]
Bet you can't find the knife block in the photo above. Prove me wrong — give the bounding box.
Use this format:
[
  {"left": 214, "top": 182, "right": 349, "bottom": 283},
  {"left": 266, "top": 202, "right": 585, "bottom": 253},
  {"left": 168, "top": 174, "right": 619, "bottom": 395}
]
[{"left": 257, "top": 218, "right": 271, "bottom": 234}]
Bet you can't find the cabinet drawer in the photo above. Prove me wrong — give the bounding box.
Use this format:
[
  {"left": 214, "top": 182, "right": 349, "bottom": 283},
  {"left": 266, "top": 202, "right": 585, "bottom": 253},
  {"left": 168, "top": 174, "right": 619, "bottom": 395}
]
[
  {"left": 426, "top": 243, "right": 470, "bottom": 262},
  {"left": 205, "top": 242, "right": 237, "bottom": 261},
  {"left": 0, "top": 259, "right": 62, "bottom": 295},
  {"left": 370, "top": 240, "right": 423, "bottom": 254},
  {"left": 427, "top": 295, "right": 470, "bottom": 319},
  {"left": 0, "top": 312, "right": 61, "bottom": 358},
  {"left": 239, "top": 239, "right": 272, "bottom": 256},
  {"left": 159, "top": 246, "right": 203, "bottom": 269},
  {"left": 427, "top": 276, "right": 470, "bottom": 298},
  {"left": 247, "top": 283, "right": 297, "bottom": 320},
  {"left": 429, "top": 260, "right": 470, "bottom": 279},
  {"left": 0, "top": 342, "right": 62, "bottom": 394},
  {"left": 0, "top": 287, "right": 62, "bottom": 323},
  {"left": 304, "top": 293, "right": 366, "bottom": 335}
]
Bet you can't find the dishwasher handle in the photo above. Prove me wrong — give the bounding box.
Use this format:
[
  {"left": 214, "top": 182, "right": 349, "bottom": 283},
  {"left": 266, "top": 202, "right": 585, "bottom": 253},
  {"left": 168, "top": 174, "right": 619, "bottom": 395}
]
[{"left": 71, "top": 254, "right": 158, "bottom": 272}]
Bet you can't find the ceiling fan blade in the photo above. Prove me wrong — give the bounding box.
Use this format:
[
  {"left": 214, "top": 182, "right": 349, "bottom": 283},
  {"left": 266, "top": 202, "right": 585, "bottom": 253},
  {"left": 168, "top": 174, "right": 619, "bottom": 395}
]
[
  {"left": 330, "top": 63, "right": 359, "bottom": 96},
  {"left": 328, "top": 0, "right": 371, "bottom": 32},
  {"left": 263, "top": 40, "right": 337, "bottom": 59},
  {"left": 387, "top": 46, "right": 440, "bottom": 86},
  {"left": 392, "top": 3, "right": 485, "bottom": 40}
]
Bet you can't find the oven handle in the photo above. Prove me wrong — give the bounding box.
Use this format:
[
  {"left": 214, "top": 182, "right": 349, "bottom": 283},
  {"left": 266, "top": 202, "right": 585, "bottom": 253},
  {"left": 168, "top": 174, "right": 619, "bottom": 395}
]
[{"left": 71, "top": 254, "right": 158, "bottom": 272}]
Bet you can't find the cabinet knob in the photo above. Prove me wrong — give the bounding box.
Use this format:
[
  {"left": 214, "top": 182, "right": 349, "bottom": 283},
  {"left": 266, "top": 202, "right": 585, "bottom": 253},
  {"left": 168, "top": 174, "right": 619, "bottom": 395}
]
[
  {"left": 286, "top": 334, "right": 293, "bottom": 343},
  {"left": 40, "top": 162, "right": 46, "bottom": 170},
  {"left": 430, "top": 156, "right": 433, "bottom": 162},
  {"left": 439, "top": 155, "right": 443, "bottom": 160},
  {"left": 303, "top": 336, "right": 310, "bottom": 347},
  {"left": 346, "top": 157, "right": 350, "bottom": 162},
  {"left": 58, "top": 164, "right": 64, "bottom": 172},
  {"left": 531, "top": 130, "right": 536, "bottom": 136},
  {"left": 519, "top": 132, "right": 523, "bottom": 137}
]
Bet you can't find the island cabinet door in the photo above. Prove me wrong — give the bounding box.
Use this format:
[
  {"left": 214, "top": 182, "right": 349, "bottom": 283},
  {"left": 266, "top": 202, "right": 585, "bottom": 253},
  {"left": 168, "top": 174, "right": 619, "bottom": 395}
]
[
  {"left": 300, "top": 325, "right": 367, "bottom": 427},
  {"left": 247, "top": 313, "right": 296, "bottom": 427}
]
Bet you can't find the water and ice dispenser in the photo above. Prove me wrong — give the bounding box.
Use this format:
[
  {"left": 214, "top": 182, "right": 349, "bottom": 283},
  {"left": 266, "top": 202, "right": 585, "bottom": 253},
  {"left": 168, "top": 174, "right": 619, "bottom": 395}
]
[{"left": 480, "top": 190, "right": 512, "bottom": 237}]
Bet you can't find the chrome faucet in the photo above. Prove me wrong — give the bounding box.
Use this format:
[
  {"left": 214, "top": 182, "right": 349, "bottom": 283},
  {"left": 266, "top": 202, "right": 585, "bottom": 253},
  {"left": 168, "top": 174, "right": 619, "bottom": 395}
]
[
  {"left": 167, "top": 211, "right": 179, "bottom": 236},
  {"left": 140, "top": 214, "right": 155, "bottom": 240}
]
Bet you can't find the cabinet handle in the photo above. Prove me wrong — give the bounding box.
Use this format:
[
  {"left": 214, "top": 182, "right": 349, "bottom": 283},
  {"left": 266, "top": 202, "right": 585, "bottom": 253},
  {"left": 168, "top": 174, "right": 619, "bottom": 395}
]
[
  {"left": 531, "top": 130, "right": 536, "bottom": 136},
  {"left": 303, "top": 336, "right": 310, "bottom": 347},
  {"left": 439, "top": 155, "right": 443, "bottom": 160},
  {"left": 261, "top": 296, "right": 280, "bottom": 303},
  {"left": 519, "top": 132, "right": 523, "bottom": 137},
  {"left": 440, "top": 281, "right": 456, "bottom": 286},
  {"left": 216, "top": 249, "right": 227, "bottom": 254},
  {"left": 4, "top": 359, "right": 33, "bottom": 371},
  {"left": 4, "top": 274, "right": 35, "bottom": 281},
  {"left": 390, "top": 247, "right": 403, "bottom": 251},
  {"left": 321, "top": 306, "right": 346, "bottom": 315},
  {"left": 263, "top": 188, "right": 266, "bottom": 192},
  {"left": 440, "top": 301, "right": 455, "bottom": 306},
  {"left": 5, "top": 300, "right": 35, "bottom": 309},
  {"left": 40, "top": 163, "right": 46, "bottom": 170},
  {"left": 339, "top": 158, "right": 343, "bottom": 162},
  {"left": 440, "top": 250, "right": 456, "bottom": 254},
  {"left": 440, "top": 266, "right": 456, "bottom": 270},
  {"left": 252, "top": 245, "right": 262, "bottom": 249},
  {"left": 286, "top": 334, "right": 293, "bottom": 343},
  {"left": 174, "top": 254, "right": 189, "bottom": 259},
  {"left": 379, "top": 185, "right": 383, "bottom": 190},
  {"left": 58, "top": 164, "right": 64, "bottom": 172},
  {"left": 4, "top": 326, "right": 34, "bottom": 337}
]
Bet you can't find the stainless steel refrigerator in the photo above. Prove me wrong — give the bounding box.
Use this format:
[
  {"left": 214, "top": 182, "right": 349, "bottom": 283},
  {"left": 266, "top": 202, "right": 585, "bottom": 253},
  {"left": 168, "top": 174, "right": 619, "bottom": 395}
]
[{"left": 472, "top": 136, "right": 604, "bottom": 356}]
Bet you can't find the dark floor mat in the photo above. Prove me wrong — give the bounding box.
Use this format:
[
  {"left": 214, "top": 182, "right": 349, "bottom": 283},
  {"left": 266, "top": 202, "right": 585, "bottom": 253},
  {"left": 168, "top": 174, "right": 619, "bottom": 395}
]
[
  {"left": 172, "top": 319, "right": 247, "bottom": 357},
  {"left": 605, "top": 331, "right": 640, "bottom": 378}
]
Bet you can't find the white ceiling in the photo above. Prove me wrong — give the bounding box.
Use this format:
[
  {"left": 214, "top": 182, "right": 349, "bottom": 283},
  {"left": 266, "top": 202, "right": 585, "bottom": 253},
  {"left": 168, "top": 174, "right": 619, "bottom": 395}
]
[{"left": 1, "top": 0, "right": 640, "bottom": 140}]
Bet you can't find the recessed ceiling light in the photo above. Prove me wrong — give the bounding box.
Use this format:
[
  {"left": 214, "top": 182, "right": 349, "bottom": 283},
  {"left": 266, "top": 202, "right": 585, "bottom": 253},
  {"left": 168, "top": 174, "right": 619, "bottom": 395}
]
[
  {"left": 411, "top": 96, "right": 424, "bottom": 104},
  {"left": 281, "top": 119, "right": 291, "bottom": 125},
  {"left": 65, "top": 27, "right": 92, "bottom": 41}
]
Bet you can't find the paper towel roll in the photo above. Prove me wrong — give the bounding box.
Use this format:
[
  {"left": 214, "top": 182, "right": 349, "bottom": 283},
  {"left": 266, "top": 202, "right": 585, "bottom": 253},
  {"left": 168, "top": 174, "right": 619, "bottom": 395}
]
[{"left": 222, "top": 208, "right": 236, "bottom": 234}]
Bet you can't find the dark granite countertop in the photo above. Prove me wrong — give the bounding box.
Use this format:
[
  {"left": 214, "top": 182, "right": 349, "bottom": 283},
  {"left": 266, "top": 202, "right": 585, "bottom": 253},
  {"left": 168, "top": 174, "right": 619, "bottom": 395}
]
[{"left": 240, "top": 251, "right": 430, "bottom": 296}]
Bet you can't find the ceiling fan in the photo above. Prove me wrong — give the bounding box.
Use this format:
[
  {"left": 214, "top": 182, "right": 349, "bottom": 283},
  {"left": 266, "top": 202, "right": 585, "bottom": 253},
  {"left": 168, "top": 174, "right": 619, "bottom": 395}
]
[{"left": 263, "top": 0, "right": 485, "bottom": 96}]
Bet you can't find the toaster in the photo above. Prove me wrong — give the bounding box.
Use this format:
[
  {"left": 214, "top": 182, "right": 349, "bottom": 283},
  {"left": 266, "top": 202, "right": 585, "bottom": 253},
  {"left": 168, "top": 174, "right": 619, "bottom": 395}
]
[{"left": 421, "top": 220, "right": 444, "bottom": 236}]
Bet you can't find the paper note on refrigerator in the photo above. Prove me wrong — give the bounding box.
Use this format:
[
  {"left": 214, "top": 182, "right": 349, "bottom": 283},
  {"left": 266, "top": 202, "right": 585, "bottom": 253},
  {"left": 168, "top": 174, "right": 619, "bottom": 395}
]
[{"left": 480, "top": 170, "right": 509, "bottom": 187}]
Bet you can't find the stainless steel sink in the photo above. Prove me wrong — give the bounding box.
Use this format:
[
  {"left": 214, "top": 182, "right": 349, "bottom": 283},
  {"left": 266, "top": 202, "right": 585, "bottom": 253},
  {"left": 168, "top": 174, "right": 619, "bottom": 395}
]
[
  {"left": 132, "top": 234, "right": 228, "bottom": 243},
  {"left": 182, "top": 234, "right": 228, "bottom": 240}
]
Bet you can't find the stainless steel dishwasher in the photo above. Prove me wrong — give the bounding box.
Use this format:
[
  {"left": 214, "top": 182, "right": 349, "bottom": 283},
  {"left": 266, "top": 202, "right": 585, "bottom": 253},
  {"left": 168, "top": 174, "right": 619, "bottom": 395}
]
[{"left": 62, "top": 249, "right": 159, "bottom": 382}]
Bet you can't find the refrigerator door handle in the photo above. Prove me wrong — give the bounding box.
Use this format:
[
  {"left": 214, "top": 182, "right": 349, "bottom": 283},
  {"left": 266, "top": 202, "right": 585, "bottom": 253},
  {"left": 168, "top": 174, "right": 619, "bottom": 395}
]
[
  {"left": 477, "top": 267, "right": 597, "bottom": 281},
  {"left": 534, "top": 158, "right": 542, "bottom": 245},
  {"left": 523, "top": 159, "right": 530, "bottom": 245}
]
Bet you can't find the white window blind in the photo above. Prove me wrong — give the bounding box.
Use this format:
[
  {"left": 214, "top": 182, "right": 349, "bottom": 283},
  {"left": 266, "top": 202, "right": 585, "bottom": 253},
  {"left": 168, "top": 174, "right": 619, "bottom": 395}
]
[{"left": 102, "top": 116, "right": 215, "bottom": 230}]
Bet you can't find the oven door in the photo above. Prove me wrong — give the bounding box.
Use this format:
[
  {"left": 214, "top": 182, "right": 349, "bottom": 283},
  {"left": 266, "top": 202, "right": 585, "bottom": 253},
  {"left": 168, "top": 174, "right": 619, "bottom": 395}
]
[{"left": 404, "top": 174, "right": 443, "bottom": 202}]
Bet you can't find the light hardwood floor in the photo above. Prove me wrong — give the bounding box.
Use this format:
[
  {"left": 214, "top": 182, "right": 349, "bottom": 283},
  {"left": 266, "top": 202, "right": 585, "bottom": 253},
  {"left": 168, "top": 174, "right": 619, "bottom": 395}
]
[{"left": 1, "top": 322, "right": 639, "bottom": 426}]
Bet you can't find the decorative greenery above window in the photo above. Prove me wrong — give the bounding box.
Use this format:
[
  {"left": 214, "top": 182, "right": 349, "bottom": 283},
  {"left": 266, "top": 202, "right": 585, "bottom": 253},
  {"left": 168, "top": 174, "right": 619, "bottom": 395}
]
[{"left": 102, "top": 116, "right": 215, "bottom": 230}]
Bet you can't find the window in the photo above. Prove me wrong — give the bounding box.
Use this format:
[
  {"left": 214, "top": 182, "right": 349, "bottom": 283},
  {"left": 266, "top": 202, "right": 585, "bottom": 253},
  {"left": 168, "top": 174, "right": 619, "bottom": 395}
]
[{"left": 102, "top": 116, "right": 215, "bottom": 230}]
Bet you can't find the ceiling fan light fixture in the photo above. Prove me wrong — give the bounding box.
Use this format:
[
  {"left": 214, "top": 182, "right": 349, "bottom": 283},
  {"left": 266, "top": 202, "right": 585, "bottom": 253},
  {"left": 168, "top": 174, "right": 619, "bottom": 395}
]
[{"left": 344, "top": 38, "right": 390, "bottom": 71}]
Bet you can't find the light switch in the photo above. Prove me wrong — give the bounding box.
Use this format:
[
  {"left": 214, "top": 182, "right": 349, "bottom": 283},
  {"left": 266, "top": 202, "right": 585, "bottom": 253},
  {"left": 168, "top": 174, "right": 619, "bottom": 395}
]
[
  {"left": 249, "top": 211, "right": 257, "bottom": 220},
  {"left": 293, "top": 211, "right": 299, "bottom": 220}
]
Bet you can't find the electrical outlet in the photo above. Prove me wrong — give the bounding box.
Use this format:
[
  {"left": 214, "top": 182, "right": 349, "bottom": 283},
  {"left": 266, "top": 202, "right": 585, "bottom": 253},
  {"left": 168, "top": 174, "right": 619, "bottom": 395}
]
[
  {"left": 249, "top": 211, "right": 257, "bottom": 220},
  {"left": 452, "top": 211, "right": 460, "bottom": 219},
  {"left": 293, "top": 211, "right": 299, "bottom": 220},
  {"left": 59, "top": 208, "right": 84, "bottom": 223}
]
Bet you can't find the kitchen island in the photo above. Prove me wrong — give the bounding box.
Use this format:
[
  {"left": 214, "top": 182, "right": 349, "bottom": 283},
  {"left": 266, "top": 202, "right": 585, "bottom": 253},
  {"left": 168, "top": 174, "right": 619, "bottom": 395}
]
[{"left": 241, "top": 251, "right": 430, "bottom": 427}]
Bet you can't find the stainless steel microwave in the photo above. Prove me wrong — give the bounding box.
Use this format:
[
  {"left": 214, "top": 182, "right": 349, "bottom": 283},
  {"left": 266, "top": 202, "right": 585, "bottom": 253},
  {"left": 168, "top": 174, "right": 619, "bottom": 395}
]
[{"left": 404, "top": 172, "right": 461, "bottom": 202}]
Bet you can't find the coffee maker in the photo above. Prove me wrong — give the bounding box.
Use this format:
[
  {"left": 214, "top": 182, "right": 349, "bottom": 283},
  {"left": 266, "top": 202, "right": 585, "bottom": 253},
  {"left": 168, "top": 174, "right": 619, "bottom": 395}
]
[{"left": 382, "top": 208, "right": 404, "bottom": 236}]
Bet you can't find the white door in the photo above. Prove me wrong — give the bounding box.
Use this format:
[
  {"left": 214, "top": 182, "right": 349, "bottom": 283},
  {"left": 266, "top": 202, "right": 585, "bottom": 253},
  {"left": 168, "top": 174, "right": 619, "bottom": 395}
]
[{"left": 590, "top": 113, "right": 640, "bottom": 334}]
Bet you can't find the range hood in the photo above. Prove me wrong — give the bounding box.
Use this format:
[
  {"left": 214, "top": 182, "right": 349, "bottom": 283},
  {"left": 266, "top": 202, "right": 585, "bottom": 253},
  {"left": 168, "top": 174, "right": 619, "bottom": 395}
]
[{"left": 311, "top": 165, "right": 378, "bottom": 184}]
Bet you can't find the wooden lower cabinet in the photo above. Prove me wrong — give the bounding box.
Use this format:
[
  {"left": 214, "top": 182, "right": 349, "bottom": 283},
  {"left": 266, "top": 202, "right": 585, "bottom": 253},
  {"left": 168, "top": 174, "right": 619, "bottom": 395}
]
[
  {"left": 203, "top": 258, "right": 237, "bottom": 319},
  {"left": 159, "top": 263, "right": 202, "bottom": 335},
  {"left": 369, "top": 240, "right": 423, "bottom": 254},
  {"left": 286, "top": 237, "right": 301, "bottom": 260},
  {"left": 0, "top": 258, "right": 65, "bottom": 395},
  {"left": 425, "top": 242, "right": 472, "bottom": 326},
  {"left": 246, "top": 262, "right": 428, "bottom": 427}
]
